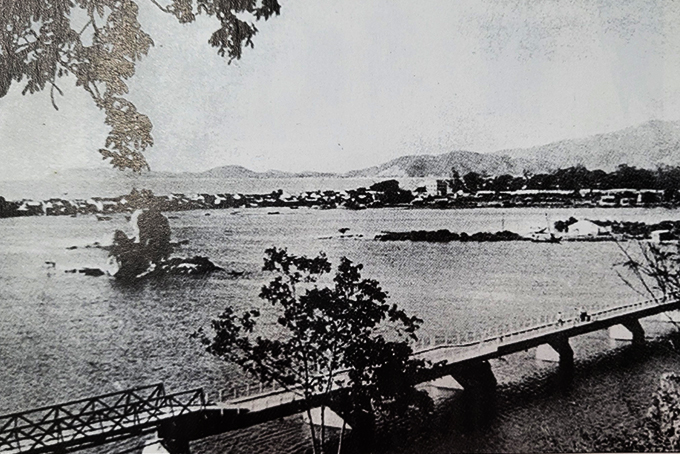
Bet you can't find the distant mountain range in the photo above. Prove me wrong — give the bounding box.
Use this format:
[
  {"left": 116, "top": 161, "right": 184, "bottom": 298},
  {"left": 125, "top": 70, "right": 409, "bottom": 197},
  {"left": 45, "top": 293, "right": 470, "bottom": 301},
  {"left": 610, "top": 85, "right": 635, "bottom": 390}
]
[
  {"left": 197, "top": 166, "right": 335, "bottom": 179},
  {"left": 52, "top": 165, "right": 336, "bottom": 180},
  {"left": 496, "top": 120, "right": 680, "bottom": 172},
  {"left": 53, "top": 120, "right": 680, "bottom": 180},
  {"left": 343, "top": 150, "right": 553, "bottom": 177}
]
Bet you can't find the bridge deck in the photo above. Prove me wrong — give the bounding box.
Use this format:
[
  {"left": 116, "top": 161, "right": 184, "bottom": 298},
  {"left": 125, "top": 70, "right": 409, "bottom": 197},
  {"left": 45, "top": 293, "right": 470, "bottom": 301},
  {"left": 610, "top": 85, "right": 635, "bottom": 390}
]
[
  {"left": 218, "top": 295, "right": 680, "bottom": 417},
  {"left": 417, "top": 295, "right": 680, "bottom": 366}
]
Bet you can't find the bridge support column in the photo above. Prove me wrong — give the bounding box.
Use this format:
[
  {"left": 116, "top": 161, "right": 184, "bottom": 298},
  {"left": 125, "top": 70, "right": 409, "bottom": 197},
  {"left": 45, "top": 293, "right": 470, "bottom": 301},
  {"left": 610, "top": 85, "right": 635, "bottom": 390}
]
[
  {"left": 536, "top": 335, "right": 574, "bottom": 388},
  {"left": 326, "top": 395, "right": 376, "bottom": 450},
  {"left": 160, "top": 437, "right": 191, "bottom": 454},
  {"left": 536, "top": 336, "right": 573, "bottom": 370},
  {"left": 449, "top": 361, "right": 497, "bottom": 429},
  {"left": 549, "top": 336, "right": 574, "bottom": 370},
  {"left": 609, "top": 319, "right": 645, "bottom": 344},
  {"left": 450, "top": 360, "right": 497, "bottom": 393}
]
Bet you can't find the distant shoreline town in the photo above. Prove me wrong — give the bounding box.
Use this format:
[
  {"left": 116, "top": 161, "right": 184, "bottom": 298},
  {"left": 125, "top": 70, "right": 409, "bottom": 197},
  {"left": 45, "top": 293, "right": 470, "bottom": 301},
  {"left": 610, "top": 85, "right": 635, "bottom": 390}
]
[{"left": 1, "top": 164, "right": 680, "bottom": 218}]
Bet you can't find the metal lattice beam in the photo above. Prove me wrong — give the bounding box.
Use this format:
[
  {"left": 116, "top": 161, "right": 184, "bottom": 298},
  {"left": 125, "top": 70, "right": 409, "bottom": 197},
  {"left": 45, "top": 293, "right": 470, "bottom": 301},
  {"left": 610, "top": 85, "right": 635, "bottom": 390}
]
[{"left": 0, "top": 384, "right": 205, "bottom": 454}]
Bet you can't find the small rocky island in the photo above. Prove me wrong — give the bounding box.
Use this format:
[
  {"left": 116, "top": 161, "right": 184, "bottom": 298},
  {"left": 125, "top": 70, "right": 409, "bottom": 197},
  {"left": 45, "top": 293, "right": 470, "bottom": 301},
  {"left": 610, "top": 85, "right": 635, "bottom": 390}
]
[
  {"left": 107, "top": 205, "right": 222, "bottom": 281},
  {"left": 375, "top": 230, "right": 526, "bottom": 242}
]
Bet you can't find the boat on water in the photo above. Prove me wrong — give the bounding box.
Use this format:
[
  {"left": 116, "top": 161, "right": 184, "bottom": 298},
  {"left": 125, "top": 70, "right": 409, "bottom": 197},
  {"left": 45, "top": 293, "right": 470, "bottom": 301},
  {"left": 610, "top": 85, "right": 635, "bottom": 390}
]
[
  {"left": 530, "top": 214, "right": 562, "bottom": 243},
  {"left": 530, "top": 228, "right": 562, "bottom": 243}
]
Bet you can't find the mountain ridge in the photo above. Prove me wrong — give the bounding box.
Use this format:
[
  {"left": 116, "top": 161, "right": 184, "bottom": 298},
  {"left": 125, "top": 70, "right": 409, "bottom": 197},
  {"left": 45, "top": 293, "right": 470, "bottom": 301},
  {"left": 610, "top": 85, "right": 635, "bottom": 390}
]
[
  {"left": 50, "top": 120, "right": 680, "bottom": 181},
  {"left": 496, "top": 119, "right": 680, "bottom": 172},
  {"left": 343, "top": 150, "right": 554, "bottom": 178}
]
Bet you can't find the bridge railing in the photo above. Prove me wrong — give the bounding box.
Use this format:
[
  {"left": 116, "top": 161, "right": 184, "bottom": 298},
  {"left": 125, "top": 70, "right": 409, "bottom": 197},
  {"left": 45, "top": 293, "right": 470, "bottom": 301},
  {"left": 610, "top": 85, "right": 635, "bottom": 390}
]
[
  {"left": 589, "top": 295, "right": 671, "bottom": 320},
  {"left": 0, "top": 384, "right": 205, "bottom": 454},
  {"left": 220, "top": 382, "right": 286, "bottom": 403},
  {"left": 219, "top": 379, "right": 350, "bottom": 408},
  {"left": 219, "top": 295, "right": 680, "bottom": 406},
  {"left": 412, "top": 295, "right": 679, "bottom": 355}
]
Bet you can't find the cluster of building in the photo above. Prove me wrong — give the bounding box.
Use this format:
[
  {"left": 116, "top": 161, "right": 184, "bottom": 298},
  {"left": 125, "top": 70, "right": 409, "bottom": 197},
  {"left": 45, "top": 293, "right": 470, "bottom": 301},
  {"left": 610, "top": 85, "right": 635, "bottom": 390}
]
[
  {"left": 412, "top": 180, "right": 669, "bottom": 208},
  {"left": 0, "top": 184, "right": 408, "bottom": 218},
  {"left": 0, "top": 180, "right": 672, "bottom": 219}
]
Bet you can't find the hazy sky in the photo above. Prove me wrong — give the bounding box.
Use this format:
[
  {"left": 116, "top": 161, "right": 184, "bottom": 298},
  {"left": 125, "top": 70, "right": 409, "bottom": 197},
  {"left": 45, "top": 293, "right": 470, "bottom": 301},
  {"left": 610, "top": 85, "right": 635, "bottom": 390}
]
[{"left": 2, "top": 0, "right": 680, "bottom": 179}]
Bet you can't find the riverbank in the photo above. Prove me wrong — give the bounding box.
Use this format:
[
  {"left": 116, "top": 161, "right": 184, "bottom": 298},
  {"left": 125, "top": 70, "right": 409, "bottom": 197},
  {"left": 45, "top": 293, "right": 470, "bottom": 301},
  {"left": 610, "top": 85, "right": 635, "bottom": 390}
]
[{"left": 1, "top": 179, "right": 677, "bottom": 219}]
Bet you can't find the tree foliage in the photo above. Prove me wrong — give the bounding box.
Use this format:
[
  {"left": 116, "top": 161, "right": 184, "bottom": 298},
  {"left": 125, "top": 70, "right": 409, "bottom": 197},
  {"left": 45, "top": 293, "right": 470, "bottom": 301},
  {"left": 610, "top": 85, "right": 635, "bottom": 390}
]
[
  {"left": 645, "top": 372, "right": 680, "bottom": 450},
  {"left": 607, "top": 225, "right": 680, "bottom": 450},
  {"left": 199, "top": 247, "right": 430, "bottom": 453},
  {"left": 0, "top": 0, "right": 280, "bottom": 170},
  {"left": 462, "top": 171, "right": 485, "bottom": 193},
  {"left": 616, "top": 240, "right": 680, "bottom": 301},
  {"left": 456, "top": 164, "right": 680, "bottom": 196},
  {"left": 578, "top": 373, "right": 680, "bottom": 452}
]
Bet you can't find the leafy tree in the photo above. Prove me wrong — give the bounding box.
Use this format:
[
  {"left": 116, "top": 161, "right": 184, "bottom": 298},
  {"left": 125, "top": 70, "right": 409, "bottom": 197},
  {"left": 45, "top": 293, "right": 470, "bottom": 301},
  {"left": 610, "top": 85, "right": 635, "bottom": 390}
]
[
  {"left": 507, "top": 175, "right": 526, "bottom": 191},
  {"left": 490, "top": 174, "right": 513, "bottom": 192},
  {"left": 611, "top": 236, "right": 680, "bottom": 452},
  {"left": 657, "top": 165, "right": 680, "bottom": 193},
  {"left": 525, "top": 172, "right": 554, "bottom": 190},
  {"left": 462, "top": 171, "right": 486, "bottom": 193},
  {"left": 198, "top": 247, "right": 430, "bottom": 454},
  {"left": 578, "top": 373, "right": 680, "bottom": 452},
  {"left": 369, "top": 180, "right": 414, "bottom": 205},
  {"left": 645, "top": 372, "right": 680, "bottom": 450},
  {"left": 553, "top": 216, "right": 578, "bottom": 233},
  {"left": 616, "top": 239, "right": 680, "bottom": 300},
  {"left": 0, "top": 0, "right": 280, "bottom": 171},
  {"left": 589, "top": 169, "right": 608, "bottom": 189},
  {"left": 609, "top": 164, "right": 657, "bottom": 190},
  {"left": 447, "top": 168, "right": 465, "bottom": 193},
  {"left": 552, "top": 165, "right": 590, "bottom": 190}
]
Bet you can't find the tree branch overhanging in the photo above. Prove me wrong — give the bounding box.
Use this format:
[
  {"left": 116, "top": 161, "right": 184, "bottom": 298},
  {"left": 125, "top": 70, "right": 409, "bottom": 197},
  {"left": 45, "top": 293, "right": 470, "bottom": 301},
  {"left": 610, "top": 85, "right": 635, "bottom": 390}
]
[{"left": 0, "top": 0, "right": 281, "bottom": 171}]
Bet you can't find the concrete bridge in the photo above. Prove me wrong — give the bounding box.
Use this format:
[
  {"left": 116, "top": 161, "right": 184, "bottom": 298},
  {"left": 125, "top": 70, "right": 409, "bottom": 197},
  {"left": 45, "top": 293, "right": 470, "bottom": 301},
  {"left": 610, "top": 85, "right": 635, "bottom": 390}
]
[{"left": 1, "top": 295, "right": 678, "bottom": 454}]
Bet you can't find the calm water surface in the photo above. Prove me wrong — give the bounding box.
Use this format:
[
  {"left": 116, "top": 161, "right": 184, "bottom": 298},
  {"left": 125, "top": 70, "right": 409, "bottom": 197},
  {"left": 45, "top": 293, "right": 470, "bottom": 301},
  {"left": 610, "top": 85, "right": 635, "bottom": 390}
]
[{"left": 1, "top": 206, "right": 680, "bottom": 453}]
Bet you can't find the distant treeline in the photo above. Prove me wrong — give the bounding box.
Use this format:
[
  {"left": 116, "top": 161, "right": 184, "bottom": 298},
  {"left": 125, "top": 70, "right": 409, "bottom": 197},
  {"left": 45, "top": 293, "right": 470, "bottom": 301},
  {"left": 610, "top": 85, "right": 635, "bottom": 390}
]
[{"left": 452, "top": 164, "right": 680, "bottom": 193}]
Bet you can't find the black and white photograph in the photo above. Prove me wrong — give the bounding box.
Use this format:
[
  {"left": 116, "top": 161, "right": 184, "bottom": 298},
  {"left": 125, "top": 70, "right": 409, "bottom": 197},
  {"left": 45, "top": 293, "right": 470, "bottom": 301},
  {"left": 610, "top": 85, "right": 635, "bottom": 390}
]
[{"left": 3, "top": 1, "right": 680, "bottom": 453}]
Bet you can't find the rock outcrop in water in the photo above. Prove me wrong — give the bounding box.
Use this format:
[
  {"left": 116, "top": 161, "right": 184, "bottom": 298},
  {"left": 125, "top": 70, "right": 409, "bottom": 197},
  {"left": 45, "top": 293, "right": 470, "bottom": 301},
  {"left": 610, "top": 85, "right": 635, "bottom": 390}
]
[
  {"left": 108, "top": 206, "right": 221, "bottom": 281},
  {"left": 375, "top": 230, "right": 527, "bottom": 242},
  {"left": 65, "top": 268, "right": 106, "bottom": 276},
  {"left": 148, "top": 256, "right": 223, "bottom": 276}
]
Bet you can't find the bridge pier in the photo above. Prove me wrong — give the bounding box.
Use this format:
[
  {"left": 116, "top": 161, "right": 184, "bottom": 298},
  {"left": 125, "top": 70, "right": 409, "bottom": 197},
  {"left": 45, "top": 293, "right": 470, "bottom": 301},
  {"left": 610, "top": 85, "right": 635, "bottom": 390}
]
[
  {"left": 450, "top": 360, "right": 497, "bottom": 393},
  {"left": 159, "top": 437, "right": 191, "bottom": 454},
  {"left": 536, "top": 336, "right": 574, "bottom": 370},
  {"left": 609, "top": 319, "right": 645, "bottom": 344},
  {"left": 550, "top": 336, "right": 574, "bottom": 386},
  {"left": 324, "top": 394, "right": 377, "bottom": 450},
  {"left": 535, "top": 335, "right": 574, "bottom": 389},
  {"left": 141, "top": 436, "right": 170, "bottom": 454},
  {"left": 450, "top": 361, "right": 497, "bottom": 428}
]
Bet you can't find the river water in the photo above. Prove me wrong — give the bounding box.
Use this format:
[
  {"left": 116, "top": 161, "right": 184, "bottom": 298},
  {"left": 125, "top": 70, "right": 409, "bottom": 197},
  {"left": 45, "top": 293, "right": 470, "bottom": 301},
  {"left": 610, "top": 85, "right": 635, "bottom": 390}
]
[{"left": 1, "top": 205, "right": 680, "bottom": 453}]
